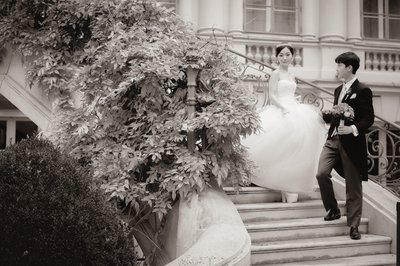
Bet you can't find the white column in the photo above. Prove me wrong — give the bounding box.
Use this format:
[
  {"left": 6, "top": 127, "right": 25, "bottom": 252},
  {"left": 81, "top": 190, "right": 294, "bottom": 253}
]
[
  {"left": 347, "top": 0, "right": 362, "bottom": 42},
  {"left": 197, "top": 0, "right": 225, "bottom": 34},
  {"left": 6, "top": 119, "right": 15, "bottom": 146},
  {"left": 178, "top": 0, "right": 194, "bottom": 27},
  {"left": 319, "top": 0, "right": 346, "bottom": 42},
  {"left": 301, "top": 0, "right": 318, "bottom": 39},
  {"left": 228, "top": 0, "right": 243, "bottom": 35}
]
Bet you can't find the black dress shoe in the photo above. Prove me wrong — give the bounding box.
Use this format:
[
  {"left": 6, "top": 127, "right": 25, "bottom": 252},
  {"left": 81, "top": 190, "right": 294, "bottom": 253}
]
[
  {"left": 350, "top": 226, "right": 361, "bottom": 240},
  {"left": 324, "top": 208, "right": 341, "bottom": 221}
]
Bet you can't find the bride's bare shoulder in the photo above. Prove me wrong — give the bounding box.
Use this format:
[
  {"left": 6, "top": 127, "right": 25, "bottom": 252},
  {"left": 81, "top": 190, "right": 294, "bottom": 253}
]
[{"left": 271, "top": 70, "right": 280, "bottom": 76}]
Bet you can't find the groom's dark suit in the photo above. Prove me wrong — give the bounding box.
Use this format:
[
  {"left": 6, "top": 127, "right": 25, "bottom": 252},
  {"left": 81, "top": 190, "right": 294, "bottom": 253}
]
[{"left": 317, "top": 79, "right": 374, "bottom": 228}]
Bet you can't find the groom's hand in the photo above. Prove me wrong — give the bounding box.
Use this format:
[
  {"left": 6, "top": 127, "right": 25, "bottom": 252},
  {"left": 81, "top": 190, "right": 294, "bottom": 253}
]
[{"left": 338, "top": 125, "right": 353, "bottom": 135}]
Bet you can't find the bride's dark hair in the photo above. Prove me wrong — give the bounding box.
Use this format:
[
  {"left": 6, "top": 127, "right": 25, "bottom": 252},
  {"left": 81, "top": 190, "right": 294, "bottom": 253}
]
[{"left": 276, "top": 43, "right": 294, "bottom": 57}]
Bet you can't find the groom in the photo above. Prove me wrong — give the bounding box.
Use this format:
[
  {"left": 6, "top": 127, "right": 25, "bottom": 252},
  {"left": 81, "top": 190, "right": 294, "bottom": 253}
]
[{"left": 316, "top": 52, "right": 374, "bottom": 240}]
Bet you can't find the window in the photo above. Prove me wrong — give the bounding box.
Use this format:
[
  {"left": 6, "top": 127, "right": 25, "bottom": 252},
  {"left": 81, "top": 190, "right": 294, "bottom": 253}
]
[
  {"left": 363, "top": 0, "right": 400, "bottom": 39},
  {"left": 0, "top": 119, "right": 37, "bottom": 149},
  {"left": 0, "top": 95, "right": 38, "bottom": 149},
  {"left": 16, "top": 121, "right": 37, "bottom": 142},
  {"left": 244, "top": 0, "right": 298, "bottom": 33},
  {"left": 156, "top": 0, "right": 177, "bottom": 11},
  {"left": 0, "top": 121, "right": 6, "bottom": 149}
]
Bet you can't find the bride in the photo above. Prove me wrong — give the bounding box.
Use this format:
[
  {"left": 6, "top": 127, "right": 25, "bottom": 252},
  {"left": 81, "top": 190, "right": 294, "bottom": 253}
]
[{"left": 243, "top": 43, "right": 327, "bottom": 203}]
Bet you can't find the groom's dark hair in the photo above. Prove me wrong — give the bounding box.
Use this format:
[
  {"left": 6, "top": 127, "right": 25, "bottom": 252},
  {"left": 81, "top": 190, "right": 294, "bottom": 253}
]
[{"left": 335, "top": 52, "right": 360, "bottom": 74}]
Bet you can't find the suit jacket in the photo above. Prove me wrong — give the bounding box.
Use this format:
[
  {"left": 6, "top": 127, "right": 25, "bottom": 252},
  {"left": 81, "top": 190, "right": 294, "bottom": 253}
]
[{"left": 323, "top": 79, "right": 375, "bottom": 181}]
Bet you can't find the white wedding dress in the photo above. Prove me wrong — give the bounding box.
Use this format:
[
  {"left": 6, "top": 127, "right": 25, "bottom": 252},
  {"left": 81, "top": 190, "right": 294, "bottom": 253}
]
[{"left": 243, "top": 79, "right": 327, "bottom": 193}]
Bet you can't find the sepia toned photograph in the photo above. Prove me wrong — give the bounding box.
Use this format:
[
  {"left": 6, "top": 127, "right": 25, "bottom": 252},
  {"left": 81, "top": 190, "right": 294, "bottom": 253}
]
[{"left": 0, "top": 0, "right": 399, "bottom": 265}]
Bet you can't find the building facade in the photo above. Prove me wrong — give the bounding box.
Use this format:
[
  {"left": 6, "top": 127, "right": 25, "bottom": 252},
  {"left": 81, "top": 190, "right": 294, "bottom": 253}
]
[
  {"left": 1, "top": 0, "right": 400, "bottom": 149},
  {"left": 159, "top": 0, "right": 400, "bottom": 119}
]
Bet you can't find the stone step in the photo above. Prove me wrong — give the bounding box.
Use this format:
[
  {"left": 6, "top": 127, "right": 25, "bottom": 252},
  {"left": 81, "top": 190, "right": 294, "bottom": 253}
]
[
  {"left": 264, "top": 253, "right": 396, "bottom": 266},
  {"left": 224, "top": 186, "right": 281, "bottom": 204},
  {"left": 236, "top": 200, "right": 346, "bottom": 223},
  {"left": 224, "top": 186, "right": 321, "bottom": 204},
  {"left": 247, "top": 217, "right": 368, "bottom": 242},
  {"left": 251, "top": 234, "right": 392, "bottom": 265}
]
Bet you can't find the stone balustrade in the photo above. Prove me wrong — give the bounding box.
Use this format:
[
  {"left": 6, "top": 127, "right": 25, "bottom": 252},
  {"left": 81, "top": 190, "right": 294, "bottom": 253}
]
[
  {"left": 365, "top": 51, "right": 400, "bottom": 72},
  {"left": 245, "top": 44, "right": 303, "bottom": 67}
]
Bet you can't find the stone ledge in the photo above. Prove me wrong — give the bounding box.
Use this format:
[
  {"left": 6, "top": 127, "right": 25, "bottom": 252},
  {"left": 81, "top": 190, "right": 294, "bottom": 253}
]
[
  {"left": 332, "top": 172, "right": 398, "bottom": 254},
  {"left": 166, "top": 187, "right": 251, "bottom": 266},
  {"left": 167, "top": 224, "right": 250, "bottom": 266}
]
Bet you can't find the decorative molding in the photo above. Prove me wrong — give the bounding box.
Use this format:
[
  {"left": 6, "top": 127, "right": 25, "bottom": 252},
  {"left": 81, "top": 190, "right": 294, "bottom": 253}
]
[
  {"left": 319, "top": 34, "right": 346, "bottom": 42},
  {"left": 0, "top": 74, "right": 51, "bottom": 129},
  {"left": 0, "top": 109, "right": 27, "bottom": 118}
]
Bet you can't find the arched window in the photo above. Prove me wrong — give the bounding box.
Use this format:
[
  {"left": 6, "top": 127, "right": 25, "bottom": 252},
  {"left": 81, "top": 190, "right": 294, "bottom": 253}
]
[
  {"left": 244, "top": 0, "right": 298, "bottom": 33},
  {"left": 363, "top": 0, "right": 400, "bottom": 39}
]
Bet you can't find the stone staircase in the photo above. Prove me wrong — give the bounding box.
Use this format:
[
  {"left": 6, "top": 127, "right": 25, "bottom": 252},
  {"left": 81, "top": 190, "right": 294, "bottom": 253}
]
[{"left": 224, "top": 186, "right": 396, "bottom": 265}]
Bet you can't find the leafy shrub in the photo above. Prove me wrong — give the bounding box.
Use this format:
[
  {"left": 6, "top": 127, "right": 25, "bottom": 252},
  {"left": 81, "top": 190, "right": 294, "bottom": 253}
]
[
  {"left": 0, "top": 138, "right": 137, "bottom": 266},
  {"left": 0, "top": 2, "right": 260, "bottom": 259}
]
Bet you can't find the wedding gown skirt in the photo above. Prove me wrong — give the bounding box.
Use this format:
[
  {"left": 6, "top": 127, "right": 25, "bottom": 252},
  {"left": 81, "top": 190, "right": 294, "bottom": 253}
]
[{"left": 243, "top": 80, "right": 327, "bottom": 193}]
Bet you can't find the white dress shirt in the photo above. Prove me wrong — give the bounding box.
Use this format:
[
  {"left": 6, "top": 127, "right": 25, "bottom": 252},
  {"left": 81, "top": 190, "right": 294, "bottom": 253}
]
[
  {"left": 340, "top": 77, "right": 358, "bottom": 136},
  {"left": 339, "top": 77, "right": 356, "bottom": 103},
  {"left": 330, "top": 77, "right": 358, "bottom": 138}
]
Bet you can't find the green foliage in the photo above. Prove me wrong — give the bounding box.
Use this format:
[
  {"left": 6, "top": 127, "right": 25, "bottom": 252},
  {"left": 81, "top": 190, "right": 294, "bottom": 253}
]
[
  {"left": 0, "top": 0, "right": 260, "bottom": 228},
  {"left": 0, "top": 137, "right": 137, "bottom": 266}
]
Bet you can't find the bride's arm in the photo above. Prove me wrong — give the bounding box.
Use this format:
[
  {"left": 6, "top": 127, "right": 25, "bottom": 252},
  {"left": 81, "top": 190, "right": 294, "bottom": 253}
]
[{"left": 268, "top": 71, "right": 289, "bottom": 114}]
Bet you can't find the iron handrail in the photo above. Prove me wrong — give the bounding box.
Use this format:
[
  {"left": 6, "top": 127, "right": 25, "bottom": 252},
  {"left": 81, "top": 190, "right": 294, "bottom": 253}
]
[{"left": 227, "top": 47, "right": 400, "bottom": 131}]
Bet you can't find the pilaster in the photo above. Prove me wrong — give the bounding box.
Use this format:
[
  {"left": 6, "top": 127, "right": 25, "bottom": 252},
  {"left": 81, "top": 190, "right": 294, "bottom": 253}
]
[
  {"left": 347, "top": 0, "right": 362, "bottom": 42},
  {"left": 228, "top": 0, "right": 243, "bottom": 35},
  {"left": 197, "top": 0, "right": 225, "bottom": 34},
  {"left": 301, "top": 0, "right": 319, "bottom": 39},
  {"left": 178, "top": 0, "right": 197, "bottom": 30},
  {"left": 319, "top": 0, "right": 346, "bottom": 42}
]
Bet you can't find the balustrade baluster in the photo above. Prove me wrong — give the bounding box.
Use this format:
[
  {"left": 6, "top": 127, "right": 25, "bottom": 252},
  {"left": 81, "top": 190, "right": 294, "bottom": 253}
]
[
  {"left": 271, "top": 47, "right": 277, "bottom": 67},
  {"left": 380, "top": 53, "right": 387, "bottom": 72},
  {"left": 395, "top": 54, "right": 400, "bottom": 71},
  {"left": 254, "top": 45, "right": 262, "bottom": 62},
  {"left": 245, "top": 46, "right": 254, "bottom": 65},
  {"left": 263, "top": 46, "right": 270, "bottom": 65},
  {"left": 372, "top": 53, "right": 380, "bottom": 71},
  {"left": 387, "top": 54, "right": 394, "bottom": 71},
  {"left": 294, "top": 48, "right": 302, "bottom": 67},
  {"left": 365, "top": 52, "right": 372, "bottom": 71}
]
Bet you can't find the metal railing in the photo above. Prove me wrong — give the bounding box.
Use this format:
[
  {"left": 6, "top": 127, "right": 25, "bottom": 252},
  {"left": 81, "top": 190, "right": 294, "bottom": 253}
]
[{"left": 228, "top": 48, "right": 400, "bottom": 198}]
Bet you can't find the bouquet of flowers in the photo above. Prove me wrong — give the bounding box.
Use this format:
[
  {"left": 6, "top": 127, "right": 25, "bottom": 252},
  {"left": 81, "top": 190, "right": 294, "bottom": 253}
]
[{"left": 322, "top": 103, "right": 355, "bottom": 124}]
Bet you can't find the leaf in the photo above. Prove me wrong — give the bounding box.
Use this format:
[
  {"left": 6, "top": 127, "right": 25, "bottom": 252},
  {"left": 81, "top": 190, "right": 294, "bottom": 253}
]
[{"left": 0, "top": 0, "right": 260, "bottom": 232}]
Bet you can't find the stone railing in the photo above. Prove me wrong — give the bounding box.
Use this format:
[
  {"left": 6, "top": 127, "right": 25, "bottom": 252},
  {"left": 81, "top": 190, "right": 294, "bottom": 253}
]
[
  {"left": 365, "top": 51, "right": 400, "bottom": 72},
  {"left": 164, "top": 187, "right": 251, "bottom": 266},
  {"left": 245, "top": 44, "right": 303, "bottom": 67},
  {"left": 245, "top": 47, "right": 400, "bottom": 72}
]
